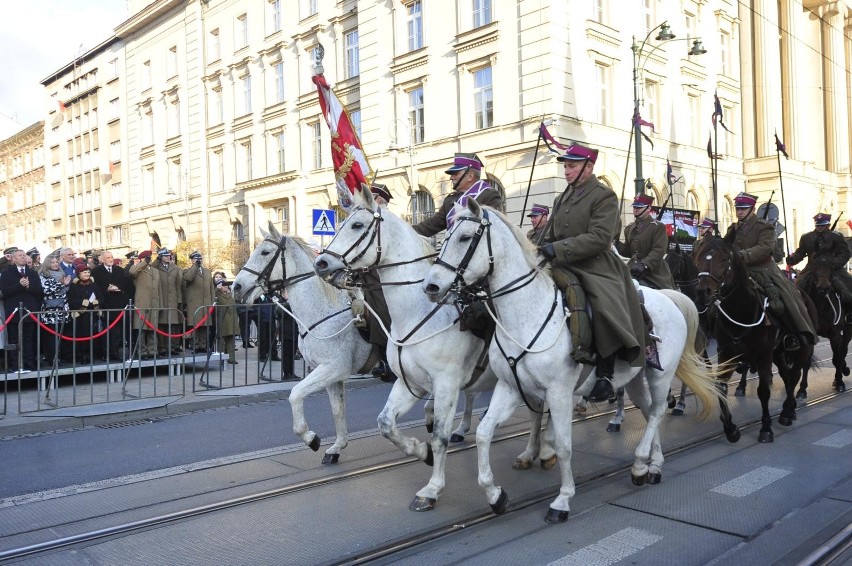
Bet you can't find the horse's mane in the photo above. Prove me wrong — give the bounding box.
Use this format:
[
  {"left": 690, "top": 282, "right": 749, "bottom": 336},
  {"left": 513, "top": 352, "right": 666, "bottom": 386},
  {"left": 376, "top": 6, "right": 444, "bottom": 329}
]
[
  {"left": 286, "top": 235, "right": 343, "bottom": 304},
  {"left": 478, "top": 206, "right": 540, "bottom": 271}
]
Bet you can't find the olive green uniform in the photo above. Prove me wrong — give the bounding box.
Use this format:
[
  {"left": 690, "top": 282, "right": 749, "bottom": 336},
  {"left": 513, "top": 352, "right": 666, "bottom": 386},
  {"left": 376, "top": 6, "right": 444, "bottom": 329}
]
[
  {"left": 618, "top": 216, "right": 675, "bottom": 290},
  {"left": 788, "top": 229, "right": 852, "bottom": 305},
  {"left": 412, "top": 187, "right": 504, "bottom": 237}
]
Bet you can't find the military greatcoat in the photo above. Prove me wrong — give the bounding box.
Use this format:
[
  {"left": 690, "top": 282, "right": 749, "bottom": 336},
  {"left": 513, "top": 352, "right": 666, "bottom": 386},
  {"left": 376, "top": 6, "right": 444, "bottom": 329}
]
[
  {"left": 787, "top": 229, "right": 852, "bottom": 294},
  {"left": 155, "top": 260, "right": 183, "bottom": 326},
  {"left": 619, "top": 215, "right": 675, "bottom": 290},
  {"left": 182, "top": 266, "right": 215, "bottom": 326},
  {"left": 129, "top": 260, "right": 161, "bottom": 328},
  {"left": 412, "top": 185, "right": 503, "bottom": 237},
  {"left": 725, "top": 214, "right": 816, "bottom": 339},
  {"left": 542, "top": 174, "right": 646, "bottom": 366}
]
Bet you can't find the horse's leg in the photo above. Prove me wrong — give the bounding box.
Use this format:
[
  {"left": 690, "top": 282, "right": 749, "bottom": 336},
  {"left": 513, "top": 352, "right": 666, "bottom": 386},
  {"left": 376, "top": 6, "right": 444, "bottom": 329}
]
[
  {"left": 377, "top": 380, "right": 432, "bottom": 464},
  {"left": 450, "top": 390, "right": 475, "bottom": 443},
  {"left": 513, "top": 399, "right": 544, "bottom": 470},
  {"left": 573, "top": 395, "right": 588, "bottom": 414},
  {"left": 542, "top": 384, "right": 576, "bottom": 524},
  {"left": 755, "top": 356, "right": 775, "bottom": 443},
  {"left": 672, "top": 381, "right": 688, "bottom": 416},
  {"left": 423, "top": 395, "right": 435, "bottom": 434},
  {"left": 837, "top": 329, "right": 851, "bottom": 392},
  {"left": 321, "top": 380, "right": 348, "bottom": 464},
  {"left": 779, "top": 346, "right": 809, "bottom": 426},
  {"left": 714, "top": 352, "right": 741, "bottom": 443},
  {"left": 797, "top": 355, "right": 811, "bottom": 399},
  {"left": 409, "top": 378, "right": 462, "bottom": 511},
  {"left": 606, "top": 388, "right": 625, "bottom": 432},
  {"left": 624, "top": 371, "right": 665, "bottom": 485},
  {"left": 288, "top": 365, "right": 340, "bottom": 452},
  {"left": 477, "top": 380, "right": 521, "bottom": 515},
  {"left": 735, "top": 360, "right": 749, "bottom": 396}
]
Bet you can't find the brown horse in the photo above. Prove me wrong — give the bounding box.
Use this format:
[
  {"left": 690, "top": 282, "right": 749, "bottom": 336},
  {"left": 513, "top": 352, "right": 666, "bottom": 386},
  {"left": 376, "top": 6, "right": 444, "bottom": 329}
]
[
  {"left": 796, "top": 255, "right": 850, "bottom": 396},
  {"left": 696, "top": 236, "right": 817, "bottom": 443}
]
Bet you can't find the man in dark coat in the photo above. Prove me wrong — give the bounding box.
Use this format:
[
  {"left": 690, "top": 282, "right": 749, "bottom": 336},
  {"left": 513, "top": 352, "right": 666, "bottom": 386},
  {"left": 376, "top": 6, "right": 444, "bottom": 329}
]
[
  {"left": 412, "top": 153, "right": 504, "bottom": 237},
  {"left": 92, "top": 250, "right": 132, "bottom": 361},
  {"left": 787, "top": 212, "right": 852, "bottom": 322},
  {"left": 525, "top": 203, "right": 549, "bottom": 244},
  {"left": 0, "top": 249, "right": 44, "bottom": 371},
  {"left": 692, "top": 218, "right": 717, "bottom": 262},
  {"left": 182, "top": 251, "right": 215, "bottom": 353},
  {"left": 539, "top": 143, "right": 646, "bottom": 401},
  {"left": 617, "top": 193, "right": 675, "bottom": 290},
  {"left": 726, "top": 192, "right": 816, "bottom": 348}
]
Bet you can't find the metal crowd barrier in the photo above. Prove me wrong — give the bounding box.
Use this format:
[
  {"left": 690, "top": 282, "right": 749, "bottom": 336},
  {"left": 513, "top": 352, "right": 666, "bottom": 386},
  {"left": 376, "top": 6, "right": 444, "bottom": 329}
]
[{"left": 0, "top": 302, "right": 306, "bottom": 415}]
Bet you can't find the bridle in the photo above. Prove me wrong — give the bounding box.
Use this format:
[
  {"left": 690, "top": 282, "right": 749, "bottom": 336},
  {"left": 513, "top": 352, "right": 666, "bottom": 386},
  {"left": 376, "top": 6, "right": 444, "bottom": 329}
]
[
  {"left": 698, "top": 246, "right": 768, "bottom": 329},
  {"left": 697, "top": 248, "right": 734, "bottom": 299},
  {"left": 239, "top": 236, "right": 315, "bottom": 295}
]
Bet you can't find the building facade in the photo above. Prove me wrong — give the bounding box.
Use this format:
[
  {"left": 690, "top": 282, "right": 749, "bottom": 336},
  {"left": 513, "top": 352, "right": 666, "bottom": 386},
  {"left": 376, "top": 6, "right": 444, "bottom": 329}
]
[{"left": 0, "top": 122, "right": 47, "bottom": 249}]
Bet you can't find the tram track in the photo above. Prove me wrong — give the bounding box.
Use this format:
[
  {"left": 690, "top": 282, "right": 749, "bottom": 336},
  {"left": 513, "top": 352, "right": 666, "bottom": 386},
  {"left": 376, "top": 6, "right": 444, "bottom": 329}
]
[{"left": 0, "top": 355, "right": 845, "bottom": 564}]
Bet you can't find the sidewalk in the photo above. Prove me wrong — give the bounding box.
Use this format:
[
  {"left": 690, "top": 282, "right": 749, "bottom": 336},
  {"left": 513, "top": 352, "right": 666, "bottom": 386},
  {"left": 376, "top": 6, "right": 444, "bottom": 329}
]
[{"left": 0, "top": 341, "right": 377, "bottom": 438}]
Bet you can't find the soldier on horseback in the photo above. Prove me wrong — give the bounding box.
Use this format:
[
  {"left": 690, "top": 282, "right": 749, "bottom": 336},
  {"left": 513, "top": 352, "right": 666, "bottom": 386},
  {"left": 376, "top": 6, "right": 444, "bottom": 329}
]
[
  {"left": 692, "top": 218, "right": 717, "bottom": 261},
  {"left": 538, "top": 143, "right": 646, "bottom": 402},
  {"left": 525, "top": 203, "right": 549, "bottom": 244},
  {"left": 786, "top": 212, "right": 852, "bottom": 324},
  {"left": 617, "top": 193, "right": 675, "bottom": 290},
  {"left": 727, "top": 192, "right": 816, "bottom": 349}
]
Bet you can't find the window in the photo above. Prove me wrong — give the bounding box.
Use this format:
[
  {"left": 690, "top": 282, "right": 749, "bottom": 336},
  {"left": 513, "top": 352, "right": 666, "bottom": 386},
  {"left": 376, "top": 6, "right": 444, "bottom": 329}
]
[
  {"left": 276, "top": 132, "right": 286, "bottom": 173},
  {"left": 232, "top": 222, "right": 245, "bottom": 242},
  {"left": 350, "top": 109, "right": 362, "bottom": 139},
  {"left": 684, "top": 11, "right": 697, "bottom": 41},
  {"left": 272, "top": 62, "right": 285, "bottom": 103},
  {"left": 720, "top": 31, "right": 731, "bottom": 76},
  {"left": 109, "top": 98, "right": 119, "bottom": 120},
  {"left": 167, "top": 97, "right": 180, "bottom": 138},
  {"left": 142, "top": 108, "right": 154, "bottom": 147},
  {"left": 345, "top": 30, "right": 359, "bottom": 78},
  {"left": 53, "top": 199, "right": 62, "bottom": 218},
  {"left": 305, "top": 0, "right": 318, "bottom": 17},
  {"left": 238, "top": 73, "right": 252, "bottom": 115},
  {"left": 238, "top": 139, "right": 252, "bottom": 181},
  {"left": 473, "top": 66, "right": 493, "bottom": 129},
  {"left": 168, "top": 159, "right": 181, "bottom": 197},
  {"left": 110, "top": 140, "right": 121, "bottom": 162},
  {"left": 409, "top": 189, "right": 435, "bottom": 225},
  {"left": 167, "top": 46, "right": 178, "bottom": 78},
  {"left": 235, "top": 14, "right": 248, "bottom": 50},
  {"left": 593, "top": 63, "right": 609, "bottom": 124},
  {"left": 592, "top": 0, "right": 606, "bottom": 23},
  {"left": 310, "top": 122, "right": 322, "bottom": 169},
  {"left": 267, "top": 0, "right": 281, "bottom": 34},
  {"left": 209, "top": 29, "right": 220, "bottom": 62},
  {"left": 687, "top": 94, "right": 700, "bottom": 146},
  {"left": 408, "top": 87, "right": 424, "bottom": 143},
  {"left": 643, "top": 0, "right": 655, "bottom": 32},
  {"left": 473, "top": 0, "right": 492, "bottom": 28},
  {"left": 111, "top": 182, "right": 122, "bottom": 205},
  {"left": 142, "top": 165, "right": 155, "bottom": 205},
  {"left": 210, "top": 147, "right": 224, "bottom": 192},
  {"left": 109, "top": 58, "right": 119, "bottom": 79},
  {"left": 643, "top": 80, "right": 658, "bottom": 131},
  {"left": 141, "top": 60, "right": 151, "bottom": 90},
  {"left": 407, "top": 1, "right": 423, "bottom": 51}
]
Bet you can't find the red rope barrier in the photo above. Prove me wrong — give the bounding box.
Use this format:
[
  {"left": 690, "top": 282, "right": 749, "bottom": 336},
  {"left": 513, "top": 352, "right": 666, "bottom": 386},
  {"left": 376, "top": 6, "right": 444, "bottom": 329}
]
[
  {"left": 134, "top": 306, "right": 215, "bottom": 338},
  {"left": 0, "top": 308, "right": 19, "bottom": 333},
  {"left": 29, "top": 310, "right": 125, "bottom": 342}
]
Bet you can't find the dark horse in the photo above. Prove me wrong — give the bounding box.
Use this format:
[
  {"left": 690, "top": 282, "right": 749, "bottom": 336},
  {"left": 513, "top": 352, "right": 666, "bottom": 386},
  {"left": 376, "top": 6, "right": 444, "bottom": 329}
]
[
  {"left": 696, "top": 236, "right": 817, "bottom": 443},
  {"left": 796, "top": 255, "right": 850, "bottom": 397}
]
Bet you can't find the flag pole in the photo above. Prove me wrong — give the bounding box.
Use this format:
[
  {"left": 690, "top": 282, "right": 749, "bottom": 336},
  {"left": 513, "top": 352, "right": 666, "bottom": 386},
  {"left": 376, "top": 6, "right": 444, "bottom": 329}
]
[{"left": 519, "top": 119, "right": 544, "bottom": 229}]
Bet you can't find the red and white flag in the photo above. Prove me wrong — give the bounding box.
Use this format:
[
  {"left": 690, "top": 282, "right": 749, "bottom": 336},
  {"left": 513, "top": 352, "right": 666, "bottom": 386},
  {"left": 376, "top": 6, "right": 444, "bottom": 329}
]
[
  {"left": 50, "top": 99, "right": 66, "bottom": 129},
  {"left": 312, "top": 73, "right": 372, "bottom": 211}
]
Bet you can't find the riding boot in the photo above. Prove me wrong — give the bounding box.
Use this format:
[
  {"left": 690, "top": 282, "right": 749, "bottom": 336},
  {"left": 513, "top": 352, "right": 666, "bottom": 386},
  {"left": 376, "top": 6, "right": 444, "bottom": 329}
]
[{"left": 589, "top": 353, "right": 616, "bottom": 402}]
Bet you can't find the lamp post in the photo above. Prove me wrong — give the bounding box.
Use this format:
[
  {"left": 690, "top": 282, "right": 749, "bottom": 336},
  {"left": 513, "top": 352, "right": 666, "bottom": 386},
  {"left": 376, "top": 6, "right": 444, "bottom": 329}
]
[{"left": 632, "top": 22, "right": 706, "bottom": 196}]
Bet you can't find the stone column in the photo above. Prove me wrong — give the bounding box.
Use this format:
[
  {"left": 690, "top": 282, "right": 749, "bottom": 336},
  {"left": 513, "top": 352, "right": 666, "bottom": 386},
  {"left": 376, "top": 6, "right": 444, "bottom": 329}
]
[
  {"left": 822, "top": 2, "right": 850, "bottom": 173},
  {"left": 779, "top": 0, "right": 801, "bottom": 157},
  {"left": 753, "top": 0, "right": 783, "bottom": 156}
]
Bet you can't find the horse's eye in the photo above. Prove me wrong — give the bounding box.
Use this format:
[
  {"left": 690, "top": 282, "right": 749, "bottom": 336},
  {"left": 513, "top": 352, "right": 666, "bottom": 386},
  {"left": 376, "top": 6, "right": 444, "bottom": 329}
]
[
  {"left": 459, "top": 234, "right": 472, "bottom": 242},
  {"left": 351, "top": 221, "right": 364, "bottom": 230},
  {"left": 261, "top": 250, "right": 271, "bottom": 256}
]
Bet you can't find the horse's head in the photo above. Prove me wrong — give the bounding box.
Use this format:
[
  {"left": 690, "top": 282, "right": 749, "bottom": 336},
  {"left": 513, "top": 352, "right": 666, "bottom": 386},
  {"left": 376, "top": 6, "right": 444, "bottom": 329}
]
[
  {"left": 665, "top": 246, "right": 685, "bottom": 279},
  {"left": 811, "top": 255, "right": 834, "bottom": 294},
  {"left": 695, "top": 236, "right": 737, "bottom": 300},
  {"left": 423, "top": 198, "right": 492, "bottom": 303},
  {"left": 233, "top": 222, "right": 314, "bottom": 303},
  {"left": 314, "top": 186, "right": 383, "bottom": 283}
]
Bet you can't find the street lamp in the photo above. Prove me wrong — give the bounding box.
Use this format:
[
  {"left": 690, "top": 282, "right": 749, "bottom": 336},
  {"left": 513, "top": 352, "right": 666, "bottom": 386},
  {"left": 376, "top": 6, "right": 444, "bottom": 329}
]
[{"left": 632, "top": 21, "right": 706, "bottom": 196}]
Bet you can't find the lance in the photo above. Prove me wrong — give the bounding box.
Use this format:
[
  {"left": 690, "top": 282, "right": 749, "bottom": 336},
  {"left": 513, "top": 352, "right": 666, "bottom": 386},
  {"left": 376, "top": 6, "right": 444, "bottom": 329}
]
[
  {"left": 775, "top": 136, "right": 791, "bottom": 255},
  {"left": 762, "top": 190, "right": 775, "bottom": 221},
  {"left": 830, "top": 212, "right": 844, "bottom": 232},
  {"left": 519, "top": 119, "right": 545, "bottom": 229},
  {"left": 616, "top": 123, "right": 636, "bottom": 245},
  {"left": 712, "top": 119, "right": 720, "bottom": 237}
]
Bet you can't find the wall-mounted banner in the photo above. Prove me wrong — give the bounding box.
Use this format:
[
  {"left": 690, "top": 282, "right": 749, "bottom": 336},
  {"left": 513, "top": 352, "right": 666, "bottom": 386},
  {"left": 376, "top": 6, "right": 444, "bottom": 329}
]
[{"left": 652, "top": 207, "right": 699, "bottom": 252}]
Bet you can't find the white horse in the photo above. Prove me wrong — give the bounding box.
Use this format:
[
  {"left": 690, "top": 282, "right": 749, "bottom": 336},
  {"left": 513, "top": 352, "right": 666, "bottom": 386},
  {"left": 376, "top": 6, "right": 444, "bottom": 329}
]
[
  {"left": 233, "top": 224, "right": 376, "bottom": 464},
  {"left": 314, "top": 189, "right": 550, "bottom": 512},
  {"left": 422, "top": 200, "right": 721, "bottom": 523}
]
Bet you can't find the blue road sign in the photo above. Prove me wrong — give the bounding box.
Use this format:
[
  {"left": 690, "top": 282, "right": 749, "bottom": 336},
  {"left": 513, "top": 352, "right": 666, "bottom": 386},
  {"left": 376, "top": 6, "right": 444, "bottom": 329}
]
[{"left": 312, "top": 209, "right": 336, "bottom": 236}]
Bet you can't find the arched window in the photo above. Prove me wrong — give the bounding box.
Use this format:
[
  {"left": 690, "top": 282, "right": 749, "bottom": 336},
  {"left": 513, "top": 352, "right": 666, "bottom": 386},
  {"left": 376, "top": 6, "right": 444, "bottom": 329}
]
[
  {"left": 686, "top": 189, "right": 700, "bottom": 212},
  {"left": 721, "top": 196, "right": 734, "bottom": 232},
  {"left": 231, "top": 221, "right": 245, "bottom": 242},
  {"left": 408, "top": 187, "right": 434, "bottom": 225},
  {"left": 485, "top": 172, "right": 507, "bottom": 205}
]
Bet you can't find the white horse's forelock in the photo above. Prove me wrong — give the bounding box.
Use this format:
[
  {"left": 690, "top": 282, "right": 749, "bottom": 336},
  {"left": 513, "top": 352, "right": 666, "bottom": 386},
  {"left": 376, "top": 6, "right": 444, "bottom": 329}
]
[{"left": 457, "top": 205, "right": 541, "bottom": 272}]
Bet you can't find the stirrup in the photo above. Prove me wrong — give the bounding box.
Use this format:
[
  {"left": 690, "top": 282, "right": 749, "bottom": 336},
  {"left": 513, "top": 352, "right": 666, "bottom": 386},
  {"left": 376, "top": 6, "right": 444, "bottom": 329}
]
[
  {"left": 782, "top": 334, "right": 800, "bottom": 351},
  {"left": 588, "top": 377, "right": 614, "bottom": 402}
]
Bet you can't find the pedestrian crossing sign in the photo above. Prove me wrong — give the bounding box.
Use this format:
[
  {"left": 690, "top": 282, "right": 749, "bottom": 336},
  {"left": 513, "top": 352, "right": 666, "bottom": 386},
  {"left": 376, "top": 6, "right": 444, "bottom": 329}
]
[{"left": 312, "top": 209, "right": 336, "bottom": 235}]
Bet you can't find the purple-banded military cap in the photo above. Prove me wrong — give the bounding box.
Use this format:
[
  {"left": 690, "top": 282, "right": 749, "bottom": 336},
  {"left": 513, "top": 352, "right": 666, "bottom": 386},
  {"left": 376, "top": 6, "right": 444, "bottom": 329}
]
[
  {"left": 370, "top": 183, "right": 392, "bottom": 202},
  {"left": 734, "top": 192, "right": 758, "bottom": 208},
  {"left": 556, "top": 143, "right": 599, "bottom": 163},
  {"left": 632, "top": 194, "right": 654, "bottom": 208},
  {"left": 445, "top": 153, "right": 483, "bottom": 174},
  {"left": 699, "top": 218, "right": 717, "bottom": 230},
  {"left": 527, "top": 203, "right": 550, "bottom": 217},
  {"left": 813, "top": 212, "right": 831, "bottom": 226}
]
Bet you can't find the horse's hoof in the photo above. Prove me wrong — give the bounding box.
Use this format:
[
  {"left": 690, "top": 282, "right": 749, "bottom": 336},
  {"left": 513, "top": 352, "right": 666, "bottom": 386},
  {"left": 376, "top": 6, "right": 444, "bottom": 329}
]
[
  {"left": 424, "top": 444, "right": 434, "bottom": 467},
  {"left": 540, "top": 454, "right": 558, "bottom": 470},
  {"left": 758, "top": 431, "right": 774, "bottom": 443},
  {"left": 672, "top": 408, "right": 684, "bottom": 416},
  {"left": 409, "top": 496, "right": 436, "bottom": 512},
  {"left": 836, "top": 382, "right": 847, "bottom": 393},
  {"left": 631, "top": 472, "right": 648, "bottom": 486},
  {"left": 490, "top": 489, "right": 509, "bottom": 515},
  {"left": 513, "top": 459, "right": 533, "bottom": 470},
  {"left": 307, "top": 434, "right": 321, "bottom": 452},
  {"left": 735, "top": 387, "right": 746, "bottom": 397},
  {"left": 778, "top": 415, "right": 794, "bottom": 427},
  {"left": 574, "top": 404, "right": 587, "bottom": 414},
  {"left": 796, "top": 389, "right": 807, "bottom": 400},
  {"left": 843, "top": 367, "right": 850, "bottom": 377},
  {"left": 321, "top": 453, "right": 340, "bottom": 465},
  {"left": 544, "top": 507, "right": 569, "bottom": 524},
  {"left": 450, "top": 433, "right": 465, "bottom": 443},
  {"left": 667, "top": 395, "right": 677, "bottom": 409},
  {"left": 726, "top": 427, "right": 741, "bottom": 443},
  {"left": 607, "top": 422, "right": 621, "bottom": 433},
  {"left": 648, "top": 472, "right": 662, "bottom": 485},
  {"left": 425, "top": 422, "right": 434, "bottom": 434}
]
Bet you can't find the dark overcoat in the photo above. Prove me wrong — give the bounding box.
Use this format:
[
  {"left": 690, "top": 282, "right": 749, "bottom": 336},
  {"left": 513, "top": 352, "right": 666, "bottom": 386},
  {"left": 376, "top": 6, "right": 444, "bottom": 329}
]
[
  {"left": 412, "top": 185, "right": 503, "bottom": 237},
  {"left": 542, "top": 174, "right": 645, "bottom": 366},
  {"left": 215, "top": 287, "right": 238, "bottom": 338},
  {"left": 129, "top": 261, "right": 161, "bottom": 328},
  {"left": 183, "top": 266, "right": 215, "bottom": 326},
  {"left": 788, "top": 229, "right": 852, "bottom": 287},
  {"left": 619, "top": 216, "right": 675, "bottom": 290}
]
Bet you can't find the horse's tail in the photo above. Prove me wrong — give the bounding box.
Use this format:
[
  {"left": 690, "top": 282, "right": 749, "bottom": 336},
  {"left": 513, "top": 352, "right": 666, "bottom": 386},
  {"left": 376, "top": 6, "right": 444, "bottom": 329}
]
[{"left": 659, "top": 289, "right": 726, "bottom": 420}]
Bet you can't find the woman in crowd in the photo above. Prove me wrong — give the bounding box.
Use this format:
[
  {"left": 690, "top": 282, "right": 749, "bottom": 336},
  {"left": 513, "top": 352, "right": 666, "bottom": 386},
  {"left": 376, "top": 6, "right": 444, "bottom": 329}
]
[
  {"left": 38, "top": 254, "right": 71, "bottom": 365},
  {"left": 214, "top": 278, "right": 238, "bottom": 364},
  {"left": 66, "top": 264, "right": 104, "bottom": 363}
]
